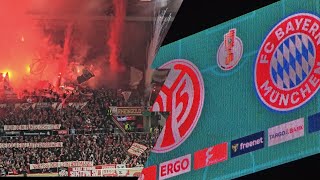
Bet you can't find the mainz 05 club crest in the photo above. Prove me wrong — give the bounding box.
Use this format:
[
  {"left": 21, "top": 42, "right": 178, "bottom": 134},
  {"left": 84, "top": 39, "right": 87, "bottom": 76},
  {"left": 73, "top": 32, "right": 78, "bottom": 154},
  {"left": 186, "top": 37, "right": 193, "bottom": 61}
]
[
  {"left": 255, "top": 13, "right": 320, "bottom": 112},
  {"left": 151, "top": 59, "right": 205, "bottom": 153}
]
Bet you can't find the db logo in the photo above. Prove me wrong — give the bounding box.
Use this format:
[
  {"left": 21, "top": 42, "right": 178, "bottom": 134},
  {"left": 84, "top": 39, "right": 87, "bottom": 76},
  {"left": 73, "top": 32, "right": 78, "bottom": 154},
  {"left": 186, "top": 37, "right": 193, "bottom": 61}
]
[
  {"left": 255, "top": 13, "right": 320, "bottom": 111},
  {"left": 152, "top": 59, "right": 205, "bottom": 153},
  {"left": 193, "top": 142, "right": 228, "bottom": 170},
  {"left": 159, "top": 154, "right": 191, "bottom": 180}
]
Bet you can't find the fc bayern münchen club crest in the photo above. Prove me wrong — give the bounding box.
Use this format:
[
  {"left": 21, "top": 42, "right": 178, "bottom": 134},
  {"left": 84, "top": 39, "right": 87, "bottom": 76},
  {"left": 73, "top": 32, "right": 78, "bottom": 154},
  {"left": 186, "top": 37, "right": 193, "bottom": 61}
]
[
  {"left": 255, "top": 13, "right": 320, "bottom": 112},
  {"left": 217, "top": 28, "right": 243, "bottom": 70}
]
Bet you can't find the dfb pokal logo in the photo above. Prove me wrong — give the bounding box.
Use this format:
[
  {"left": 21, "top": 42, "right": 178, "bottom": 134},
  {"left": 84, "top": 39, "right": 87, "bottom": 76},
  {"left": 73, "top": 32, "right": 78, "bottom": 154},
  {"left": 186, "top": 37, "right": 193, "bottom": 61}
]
[
  {"left": 255, "top": 13, "right": 320, "bottom": 111},
  {"left": 217, "top": 28, "right": 243, "bottom": 70},
  {"left": 151, "top": 59, "right": 205, "bottom": 153}
]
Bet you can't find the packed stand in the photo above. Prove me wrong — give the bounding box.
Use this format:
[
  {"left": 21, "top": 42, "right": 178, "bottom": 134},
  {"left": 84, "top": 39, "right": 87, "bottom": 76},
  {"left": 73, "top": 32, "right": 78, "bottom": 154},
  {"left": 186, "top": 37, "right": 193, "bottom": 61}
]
[
  {"left": 0, "top": 132, "right": 158, "bottom": 175},
  {"left": 0, "top": 88, "right": 155, "bottom": 176}
]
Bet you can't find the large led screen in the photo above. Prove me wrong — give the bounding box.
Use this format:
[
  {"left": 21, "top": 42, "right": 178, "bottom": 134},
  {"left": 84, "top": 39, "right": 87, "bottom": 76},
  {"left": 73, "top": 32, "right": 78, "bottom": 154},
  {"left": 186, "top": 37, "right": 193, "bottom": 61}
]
[{"left": 140, "top": 0, "right": 320, "bottom": 179}]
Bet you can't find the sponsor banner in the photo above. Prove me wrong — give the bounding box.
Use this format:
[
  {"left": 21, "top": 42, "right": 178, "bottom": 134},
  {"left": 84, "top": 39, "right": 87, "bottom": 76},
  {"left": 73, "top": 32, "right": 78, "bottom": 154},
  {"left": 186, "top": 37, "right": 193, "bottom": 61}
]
[
  {"left": 159, "top": 154, "right": 191, "bottom": 180},
  {"left": 4, "top": 124, "right": 61, "bottom": 131},
  {"left": 138, "top": 165, "right": 157, "bottom": 180},
  {"left": 268, "top": 118, "right": 304, "bottom": 147},
  {"left": 308, "top": 112, "right": 320, "bottom": 133},
  {"left": 22, "top": 130, "right": 52, "bottom": 136},
  {"left": 110, "top": 106, "right": 144, "bottom": 116},
  {"left": 231, "top": 131, "right": 264, "bottom": 158},
  {"left": 193, "top": 142, "right": 228, "bottom": 170},
  {"left": 0, "top": 142, "right": 63, "bottom": 149},
  {"left": 128, "top": 143, "right": 148, "bottom": 156},
  {"left": 30, "top": 161, "right": 93, "bottom": 170}
]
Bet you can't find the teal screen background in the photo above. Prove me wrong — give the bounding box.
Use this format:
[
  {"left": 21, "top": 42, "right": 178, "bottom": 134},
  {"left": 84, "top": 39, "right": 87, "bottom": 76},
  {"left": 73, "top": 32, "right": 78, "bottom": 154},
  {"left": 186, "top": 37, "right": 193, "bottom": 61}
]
[{"left": 145, "top": 0, "right": 320, "bottom": 179}]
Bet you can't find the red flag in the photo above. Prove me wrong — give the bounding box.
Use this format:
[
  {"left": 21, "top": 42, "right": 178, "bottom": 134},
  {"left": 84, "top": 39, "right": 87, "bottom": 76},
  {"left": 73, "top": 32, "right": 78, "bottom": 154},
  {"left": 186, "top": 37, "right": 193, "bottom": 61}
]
[{"left": 61, "top": 93, "right": 71, "bottom": 108}]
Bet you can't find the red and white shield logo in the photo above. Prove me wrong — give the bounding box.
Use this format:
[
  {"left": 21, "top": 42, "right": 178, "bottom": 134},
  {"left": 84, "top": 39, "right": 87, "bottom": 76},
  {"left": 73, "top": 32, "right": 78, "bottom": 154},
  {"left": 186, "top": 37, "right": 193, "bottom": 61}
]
[
  {"left": 255, "top": 13, "right": 320, "bottom": 111},
  {"left": 151, "top": 59, "right": 205, "bottom": 153}
]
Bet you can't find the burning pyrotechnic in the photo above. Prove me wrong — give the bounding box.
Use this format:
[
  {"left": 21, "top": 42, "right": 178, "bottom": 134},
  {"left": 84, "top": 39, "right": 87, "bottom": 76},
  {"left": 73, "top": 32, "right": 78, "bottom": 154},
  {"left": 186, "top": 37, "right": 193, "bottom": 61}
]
[{"left": 107, "top": 0, "right": 127, "bottom": 71}]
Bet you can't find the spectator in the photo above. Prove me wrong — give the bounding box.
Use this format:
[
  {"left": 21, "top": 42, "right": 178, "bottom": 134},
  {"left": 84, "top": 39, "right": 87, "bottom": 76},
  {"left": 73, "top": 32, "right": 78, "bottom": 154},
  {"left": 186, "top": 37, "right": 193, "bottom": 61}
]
[{"left": 0, "top": 87, "right": 157, "bottom": 175}]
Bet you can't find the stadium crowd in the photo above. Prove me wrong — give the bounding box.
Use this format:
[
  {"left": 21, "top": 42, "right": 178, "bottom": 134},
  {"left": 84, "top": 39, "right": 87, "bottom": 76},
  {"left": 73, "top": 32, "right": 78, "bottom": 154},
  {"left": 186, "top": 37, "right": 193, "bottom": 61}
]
[
  {"left": 0, "top": 132, "right": 159, "bottom": 175},
  {"left": 0, "top": 87, "right": 159, "bottom": 176}
]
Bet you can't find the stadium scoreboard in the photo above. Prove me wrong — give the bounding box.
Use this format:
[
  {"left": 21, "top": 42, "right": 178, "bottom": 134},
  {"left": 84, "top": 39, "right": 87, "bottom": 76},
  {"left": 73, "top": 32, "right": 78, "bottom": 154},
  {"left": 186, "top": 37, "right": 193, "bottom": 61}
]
[{"left": 142, "top": 0, "right": 320, "bottom": 179}]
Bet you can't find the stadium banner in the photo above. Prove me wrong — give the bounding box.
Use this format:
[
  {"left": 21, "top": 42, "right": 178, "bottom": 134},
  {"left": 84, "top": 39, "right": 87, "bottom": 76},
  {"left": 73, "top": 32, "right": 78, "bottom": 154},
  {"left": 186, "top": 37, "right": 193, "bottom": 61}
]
[
  {"left": 126, "top": 116, "right": 136, "bottom": 121},
  {"left": 116, "top": 164, "right": 129, "bottom": 177},
  {"left": 54, "top": 130, "right": 69, "bottom": 135},
  {"left": 116, "top": 116, "right": 136, "bottom": 122},
  {"left": 96, "top": 164, "right": 117, "bottom": 176},
  {"left": 68, "top": 166, "right": 97, "bottom": 177},
  {"left": 110, "top": 106, "right": 144, "bottom": 116},
  {"left": 58, "top": 167, "right": 69, "bottom": 177},
  {"left": 0, "top": 142, "right": 63, "bottom": 148},
  {"left": 68, "top": 165, "right": 143, "bottom": 177},
  {"left": 12, "top": 102, "right": 88, "bottom": 111},
  {"left": 15, "top": 103, "right": 32, "bottom": 110},
  {"left": 34, "top": 102, "right": 51, "bottom": 109},
  {"left": 21, "top": 130, "right": 52, "bottom": 136},
  {"left": 30, "top": 161, "right": 93, "bottom": 170},
  {"left": 142, "top": 0, "right": 320, "bottom": 179},
  {"left": 117, "top": 116, "right": 127, "bottom": 122},
  {"left": 128, "top": 143, "right": 148, "bottom": 156},
  {"left": 3, "top": 124, "right": 61, "bottom": 131},
  {"left": 3, "top": 131, "right": 21, "bottom": 136},
  {"left": 66, "top": 102, "right": 88, "bottom": 109}
]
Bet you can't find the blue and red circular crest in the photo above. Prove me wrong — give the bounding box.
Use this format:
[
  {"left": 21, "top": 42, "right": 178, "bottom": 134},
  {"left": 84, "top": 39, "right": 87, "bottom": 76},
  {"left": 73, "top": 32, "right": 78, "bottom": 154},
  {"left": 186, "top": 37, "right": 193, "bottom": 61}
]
[{"left": 255, "top": 13, "right": 320, "bottom": 111}]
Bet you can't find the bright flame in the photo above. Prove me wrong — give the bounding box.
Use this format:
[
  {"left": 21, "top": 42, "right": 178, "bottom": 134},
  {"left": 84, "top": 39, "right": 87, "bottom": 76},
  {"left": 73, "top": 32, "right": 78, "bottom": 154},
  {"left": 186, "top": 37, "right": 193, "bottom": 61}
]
[
  {"left": 21, "top": 36, "right": 24, "bottom": 42},
  {"left": 26, "top": 65, "right": 30, "bottom": 73},
  {"left": 1, "top": 71, "right": 12, "bottom": 80},
  {"left": 6, "top": 72, "right": 10, "bottom": 78}
]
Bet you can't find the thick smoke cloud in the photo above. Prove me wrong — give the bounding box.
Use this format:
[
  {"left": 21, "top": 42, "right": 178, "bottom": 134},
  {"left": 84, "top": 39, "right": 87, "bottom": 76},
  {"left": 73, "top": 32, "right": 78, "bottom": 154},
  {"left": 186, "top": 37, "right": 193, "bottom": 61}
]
[{"left": 0, "top": 0, "right": 128, "bottom": 92}]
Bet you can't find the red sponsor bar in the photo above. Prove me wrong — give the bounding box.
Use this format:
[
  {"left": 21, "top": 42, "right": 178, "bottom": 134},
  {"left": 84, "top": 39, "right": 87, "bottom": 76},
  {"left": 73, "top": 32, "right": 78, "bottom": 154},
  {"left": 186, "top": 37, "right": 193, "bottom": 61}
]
[
  {"left": 193, "top": 142, "right": 228, "bottom": 170},
  {"left": 138, "top": 165, "right": 157, "bottom": 180}
]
